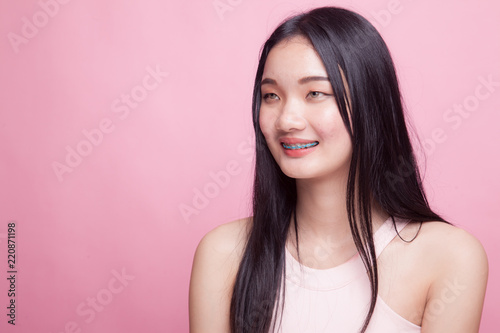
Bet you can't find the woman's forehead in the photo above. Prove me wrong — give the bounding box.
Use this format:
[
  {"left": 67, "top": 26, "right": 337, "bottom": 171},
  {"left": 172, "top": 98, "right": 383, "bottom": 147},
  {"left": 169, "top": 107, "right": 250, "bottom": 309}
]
[{"left": 263, "top": 36, "right": 329, "bottom": 82}]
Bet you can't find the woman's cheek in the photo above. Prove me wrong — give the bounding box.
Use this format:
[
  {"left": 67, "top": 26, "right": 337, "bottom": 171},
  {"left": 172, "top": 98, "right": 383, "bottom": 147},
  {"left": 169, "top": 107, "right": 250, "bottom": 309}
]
[
  {"left": 259, "top": 110, "right": 271, "bottom": 136},
  {"left": 316, "top": 112, "right": 347, "bottom": 138},
  {"left": 314, "top": 120, "right": 337, "bottom": 140}
]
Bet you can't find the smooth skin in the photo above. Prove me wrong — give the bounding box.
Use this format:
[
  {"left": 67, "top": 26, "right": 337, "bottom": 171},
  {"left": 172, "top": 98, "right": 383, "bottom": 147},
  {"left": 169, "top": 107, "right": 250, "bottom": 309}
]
[{"left": 189, "top": 36, "right": 488, "bottom": 332}]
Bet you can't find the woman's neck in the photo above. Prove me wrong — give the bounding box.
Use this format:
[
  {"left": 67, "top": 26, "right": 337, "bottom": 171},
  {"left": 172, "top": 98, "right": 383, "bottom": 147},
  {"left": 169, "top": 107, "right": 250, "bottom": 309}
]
[
  {"left": 295, "top": 175, "right": 351, "bottom": 243},
  {"left": 287, "top": 175, "right": 389, "bottom": 268}
]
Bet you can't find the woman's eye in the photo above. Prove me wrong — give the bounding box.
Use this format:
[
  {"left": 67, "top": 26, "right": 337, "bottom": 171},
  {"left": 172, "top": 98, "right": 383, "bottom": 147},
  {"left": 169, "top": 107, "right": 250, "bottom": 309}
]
[
  {"left": 263, "top": 93, "right": 279, "bottom": 100},
  {"left": 308, "top": 91, "right": 324, "bottom": 98}
]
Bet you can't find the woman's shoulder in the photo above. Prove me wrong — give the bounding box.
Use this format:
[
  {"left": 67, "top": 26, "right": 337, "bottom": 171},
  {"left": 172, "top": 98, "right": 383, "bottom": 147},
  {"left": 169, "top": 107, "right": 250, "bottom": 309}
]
[
  {"left": 191, "top": 217, "right": 252, "bottom": 284},
  {"left": 412, "top": 221, "right": 488, "bottom": 330},
  {"left": 196, "top": 217, "right": 252, "bottom": 260},
  {"left": 379, "top": 220, "right": 488, "bottom": 329},
  {"left": 414, "top": 221, "right": 487, "bottom": 264},
  {"left": 397, "top": 220, "right": 488, "bottom": 273},
  {"left": 189, "top": 217, "right": 252, "bottom": 332}
]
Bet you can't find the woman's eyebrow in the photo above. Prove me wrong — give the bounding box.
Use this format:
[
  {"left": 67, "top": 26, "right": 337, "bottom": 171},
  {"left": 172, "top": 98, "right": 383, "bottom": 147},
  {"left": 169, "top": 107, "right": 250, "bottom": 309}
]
[
  {"left": 298, "top": 76, "right": 330, "bottom": 84},
  {"left": 261, "top": 76, "right": 330, "bottom": 86},
  {"left": 261, "top": 78, "right": 277, "bottom": 86}
]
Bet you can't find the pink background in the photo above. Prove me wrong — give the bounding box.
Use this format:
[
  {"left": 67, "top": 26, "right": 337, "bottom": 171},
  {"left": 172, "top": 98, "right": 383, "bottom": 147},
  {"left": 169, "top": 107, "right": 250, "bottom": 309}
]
[{"left": 0, "top": 0, "right": 499, "bottom": 332}]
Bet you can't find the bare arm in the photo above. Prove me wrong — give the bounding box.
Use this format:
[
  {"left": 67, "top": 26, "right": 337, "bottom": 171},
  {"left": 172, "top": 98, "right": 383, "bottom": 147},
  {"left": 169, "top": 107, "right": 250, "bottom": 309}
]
[
  {"left": 189, "top": 219, "right": 249, "bottom": 333},
  {"left": 421, "top": 228, "right": 488, "bottom": 332}
]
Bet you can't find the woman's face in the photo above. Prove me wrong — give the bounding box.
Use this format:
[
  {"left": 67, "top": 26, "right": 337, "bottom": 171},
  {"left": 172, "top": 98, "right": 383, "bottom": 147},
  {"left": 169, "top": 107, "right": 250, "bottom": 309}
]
[{"left": 259, "top": 35, "right": 353, "bottom": 181}]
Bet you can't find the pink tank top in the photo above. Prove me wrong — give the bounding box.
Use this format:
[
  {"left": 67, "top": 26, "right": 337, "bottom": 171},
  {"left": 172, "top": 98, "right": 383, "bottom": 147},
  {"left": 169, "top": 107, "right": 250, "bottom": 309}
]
[{"left": 271, "top": 217, "right": 421, "bottom": 332}]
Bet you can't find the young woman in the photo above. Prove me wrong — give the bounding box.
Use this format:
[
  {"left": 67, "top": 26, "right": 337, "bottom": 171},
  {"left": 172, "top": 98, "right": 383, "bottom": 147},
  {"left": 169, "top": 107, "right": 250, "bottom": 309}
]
[{"left": 189, "top": 6, "right": 488, "bottom": 333}]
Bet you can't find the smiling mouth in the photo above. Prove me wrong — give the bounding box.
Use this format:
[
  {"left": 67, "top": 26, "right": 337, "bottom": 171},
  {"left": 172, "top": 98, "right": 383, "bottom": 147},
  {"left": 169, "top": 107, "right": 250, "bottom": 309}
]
[{"left": 281, "top": 141, "right": 319, "bottom": 150}]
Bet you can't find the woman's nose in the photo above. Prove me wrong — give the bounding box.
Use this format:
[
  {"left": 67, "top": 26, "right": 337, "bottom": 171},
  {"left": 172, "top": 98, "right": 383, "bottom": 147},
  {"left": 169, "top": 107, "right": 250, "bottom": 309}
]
[{"left": 275, "top": 99, "right": 306, "bottom": 132}]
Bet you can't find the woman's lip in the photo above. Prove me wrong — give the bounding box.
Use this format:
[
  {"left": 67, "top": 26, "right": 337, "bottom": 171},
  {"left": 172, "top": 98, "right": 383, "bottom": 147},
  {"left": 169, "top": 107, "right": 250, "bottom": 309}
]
[
  {"left": 281, "top": 143, "right": 318, "bottom": 157},
  {"left": 280, "top": 137, "right": 318, "bottom": 145}
]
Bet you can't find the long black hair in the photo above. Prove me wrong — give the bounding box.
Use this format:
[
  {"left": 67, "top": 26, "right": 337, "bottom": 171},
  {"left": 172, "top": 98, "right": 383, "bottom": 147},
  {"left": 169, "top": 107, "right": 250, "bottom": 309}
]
[{"left": 230, "top": 6, "right": 447, "bottom": 333}]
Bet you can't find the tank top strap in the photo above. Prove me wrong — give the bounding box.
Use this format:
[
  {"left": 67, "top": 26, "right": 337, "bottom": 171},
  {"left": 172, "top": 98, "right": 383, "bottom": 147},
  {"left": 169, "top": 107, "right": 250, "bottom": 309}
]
[{"left": 373, "top": 217, "right": 410, "bottom": 258}]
